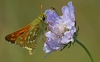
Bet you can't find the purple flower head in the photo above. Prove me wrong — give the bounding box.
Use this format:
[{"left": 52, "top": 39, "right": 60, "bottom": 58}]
[{"left": 44, "top": 1, "right": 76, "bottom": 53}]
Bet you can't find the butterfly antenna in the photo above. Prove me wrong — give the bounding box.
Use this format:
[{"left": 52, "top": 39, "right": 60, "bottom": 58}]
[{"left": 41, "top": 5, "right": 43, "bottom": 14}]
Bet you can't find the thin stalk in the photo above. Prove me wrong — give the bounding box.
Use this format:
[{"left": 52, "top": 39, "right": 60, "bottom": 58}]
[{"left": 75, "top": 38, "right": 94, "bottom": 62}]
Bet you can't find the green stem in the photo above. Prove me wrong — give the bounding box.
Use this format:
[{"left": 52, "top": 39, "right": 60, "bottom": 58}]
[{"left": 75, "top": 38, "right": 94, "bottom": 62}]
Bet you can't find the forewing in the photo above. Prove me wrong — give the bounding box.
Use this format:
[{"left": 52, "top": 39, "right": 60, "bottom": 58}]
[{"left": 5, "top": 24, "right": 31, "bottom": 44}]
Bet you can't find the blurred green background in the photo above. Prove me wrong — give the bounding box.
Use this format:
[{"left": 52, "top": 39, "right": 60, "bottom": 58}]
[{"left": 0, "top": 0, "right": 100, "bottom": 62}]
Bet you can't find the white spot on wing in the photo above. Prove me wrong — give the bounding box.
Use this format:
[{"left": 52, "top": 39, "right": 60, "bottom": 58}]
[
  {"left": 33, "top": 40, "right": 35, "bottom": 42},
  {"left": 30, "top": 31, "right": 32, "bottom": 35},
  {"left": 28, "top": 36, "right": 30, "bottom": 40}
]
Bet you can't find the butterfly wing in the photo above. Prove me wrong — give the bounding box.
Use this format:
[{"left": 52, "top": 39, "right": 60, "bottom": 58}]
[
  {"left": 5, "top": 24, "right": 31, "bottom": 44},
  {"left": 5, "top": 14, "right": 47, "bottom": 55}
]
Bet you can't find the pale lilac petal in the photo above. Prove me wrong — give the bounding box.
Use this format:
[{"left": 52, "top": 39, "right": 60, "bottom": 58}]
[
  {"left": 64, "top": 31, "right": 74, "bottom": 43},
  {"left": 61, "top": 36, "right": 70, "bottom": 44},
  {"left": 45, "top": 31, "right": 56, "bottom": 38},
  {"left": 43, "top": 43, "right": 51, "bottom": 53},
  {"left": 43, "top": 36, "right": 62, "bottom": 53},
  {"left": 50, "top": 22, "right": 64, "bottom": 37},
  {"left": 46, "top": 39, "right": 61, "bottom": 51},
  {"left": 61, "top": 1, "right": 75, "bottom": 21},
  {"left": 67, "top": 1, "right": 75, "bottom": 21},
  {"left": 65, "top": 19, "right": 75, "bottom": 29},
  {"left": 61, "top": 31, "right": 74, "bottom": 44},
  {"left": 62, "top": 6, "right": 70, "bottom": 19},
  {"left": 44, "top": 9, "right": 59, "bottom": 24},
  {"left": 70, "top": 26, "right": 76, "bottom": 34}
]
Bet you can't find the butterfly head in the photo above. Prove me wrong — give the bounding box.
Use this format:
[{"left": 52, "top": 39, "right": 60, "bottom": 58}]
[{"left": 38, "top": 14, "right": 46, "bottom": 21}]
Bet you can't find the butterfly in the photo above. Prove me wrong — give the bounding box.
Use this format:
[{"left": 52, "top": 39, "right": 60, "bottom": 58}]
[
  {"left": 5, "top": 8, "right": 48, "bottom": 55},
  {"left": 5, "top": 6, "right": 59, "bottom": 55}
]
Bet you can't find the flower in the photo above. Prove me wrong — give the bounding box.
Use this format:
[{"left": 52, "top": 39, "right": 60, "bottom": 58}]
[{"left": 44, "top": 1, "right": 76, "bottom": 53}]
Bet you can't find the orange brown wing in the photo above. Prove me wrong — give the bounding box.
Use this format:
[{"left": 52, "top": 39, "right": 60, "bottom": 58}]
[{"left": 5, "top": 24, "right": 31, "bottom": 44}]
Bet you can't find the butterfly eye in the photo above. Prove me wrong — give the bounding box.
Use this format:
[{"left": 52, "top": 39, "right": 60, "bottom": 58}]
[{"left": 42, "top": 15, "right": 46, "bottom": 21}]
